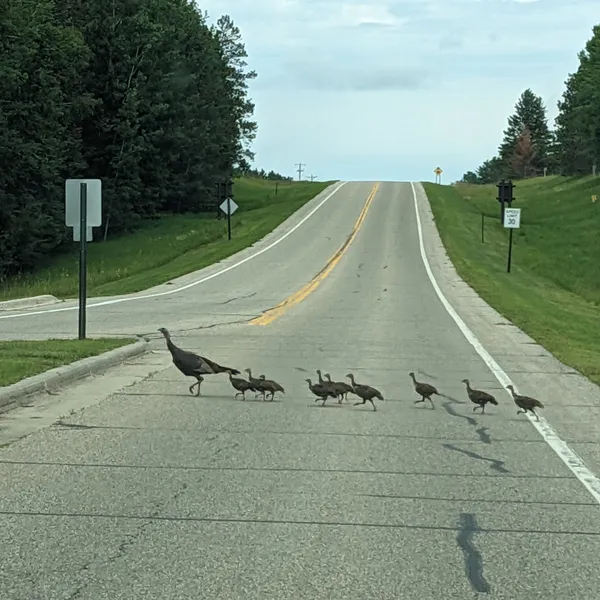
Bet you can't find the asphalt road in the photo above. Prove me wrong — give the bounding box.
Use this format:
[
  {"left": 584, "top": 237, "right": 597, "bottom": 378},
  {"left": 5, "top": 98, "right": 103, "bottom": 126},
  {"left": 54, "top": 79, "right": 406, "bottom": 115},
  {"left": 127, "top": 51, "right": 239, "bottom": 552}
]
[{"left": 2, "top": 181, "right": 600, "bottom": 599}]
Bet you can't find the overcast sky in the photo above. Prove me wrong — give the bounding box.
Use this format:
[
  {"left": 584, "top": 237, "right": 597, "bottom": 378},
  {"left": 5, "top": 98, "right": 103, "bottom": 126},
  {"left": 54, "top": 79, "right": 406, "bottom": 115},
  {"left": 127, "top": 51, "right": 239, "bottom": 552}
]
[{"left": 199, "top": 0, "right": 598, "bottom": 183}]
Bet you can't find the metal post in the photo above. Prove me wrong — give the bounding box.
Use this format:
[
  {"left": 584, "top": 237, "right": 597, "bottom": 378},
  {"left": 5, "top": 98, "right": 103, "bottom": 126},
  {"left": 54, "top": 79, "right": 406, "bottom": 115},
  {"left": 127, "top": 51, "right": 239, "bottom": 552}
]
[
  {"left": 216, "top": 183, "right": 222, "bottom": 220},
  {"left": 78, "top": 182, "right": 88, "bottom": 339},
  {"left": 226, "top": 197, "right": 231, "bottom": 240},
  {"left": 507, "top": 228, "right": 513, "bottom": 273},
  {"left": 481, "top": 213, "right": 484, "bottom": 243},
  {"left": 275, "top": 181, "right": 278, "bottom": 195}
]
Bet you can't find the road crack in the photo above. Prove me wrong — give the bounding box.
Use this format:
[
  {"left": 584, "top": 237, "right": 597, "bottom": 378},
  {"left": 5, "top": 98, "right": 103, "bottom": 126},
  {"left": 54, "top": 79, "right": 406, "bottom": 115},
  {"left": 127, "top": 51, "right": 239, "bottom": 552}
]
[{"left": 457, "top": 513, "right": 491, "bottom": 593}]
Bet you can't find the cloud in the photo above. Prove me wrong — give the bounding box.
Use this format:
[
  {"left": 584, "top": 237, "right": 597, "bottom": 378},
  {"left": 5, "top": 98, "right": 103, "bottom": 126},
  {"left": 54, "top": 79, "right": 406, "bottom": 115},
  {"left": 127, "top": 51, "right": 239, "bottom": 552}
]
[
  {"left": 283, "top": 61, "right": 426, "bottom": 91},
  {"left": 197, "top": 0, "right": 600, "bottom": 181}
]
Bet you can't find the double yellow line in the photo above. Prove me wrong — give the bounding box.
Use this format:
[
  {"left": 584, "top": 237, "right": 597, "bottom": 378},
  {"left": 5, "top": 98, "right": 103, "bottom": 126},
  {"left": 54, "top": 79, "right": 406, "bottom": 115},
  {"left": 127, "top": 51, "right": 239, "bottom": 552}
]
[{"left": 250, "top": 182, "right": 380, "bottom": 326}]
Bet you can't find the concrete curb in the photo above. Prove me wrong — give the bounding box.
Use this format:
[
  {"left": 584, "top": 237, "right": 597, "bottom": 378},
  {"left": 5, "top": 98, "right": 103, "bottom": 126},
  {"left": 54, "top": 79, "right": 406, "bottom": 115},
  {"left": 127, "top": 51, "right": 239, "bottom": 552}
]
[
  {"left": 0, "top": 338, "right": 151, "bottom": 414},
  {"left": 0, "top": 294, "right": 61, "bottom": 312}
]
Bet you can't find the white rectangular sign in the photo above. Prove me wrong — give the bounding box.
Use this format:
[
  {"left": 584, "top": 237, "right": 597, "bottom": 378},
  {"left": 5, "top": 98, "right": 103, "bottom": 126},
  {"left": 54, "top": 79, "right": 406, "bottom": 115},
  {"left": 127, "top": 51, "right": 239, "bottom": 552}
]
[
  {"left": 73, "top": 227, "right": 93, "bottom": 242},
  {"left": 503, "top": 207, "right": 521, "bottom": 228},
  {"left": 65, "top": 179, "right": 102, "bottom": 227}
]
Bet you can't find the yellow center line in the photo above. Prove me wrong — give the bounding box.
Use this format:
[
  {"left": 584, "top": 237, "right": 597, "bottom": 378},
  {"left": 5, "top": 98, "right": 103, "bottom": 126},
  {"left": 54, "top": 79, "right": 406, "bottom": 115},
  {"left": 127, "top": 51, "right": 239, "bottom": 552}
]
[{"left": 249, "top": 182, "right": 380, "bottom": 326}]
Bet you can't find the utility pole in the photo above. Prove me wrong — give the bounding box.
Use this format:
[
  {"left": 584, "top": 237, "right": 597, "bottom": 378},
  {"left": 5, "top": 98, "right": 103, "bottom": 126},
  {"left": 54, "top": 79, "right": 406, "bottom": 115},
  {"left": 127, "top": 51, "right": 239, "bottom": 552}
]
[
  {"left": 309, "top": 174, "right": 317, "bottom": 182},
  {"left": 295, "top": 162, "right": 305, "bottom": 181}
]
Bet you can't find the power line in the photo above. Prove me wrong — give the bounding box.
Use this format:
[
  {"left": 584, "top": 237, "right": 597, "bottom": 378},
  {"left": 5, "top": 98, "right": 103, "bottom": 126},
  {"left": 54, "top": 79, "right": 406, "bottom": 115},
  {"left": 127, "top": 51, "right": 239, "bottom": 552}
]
[
  {"left": 308, "top": 174, "right": 317, "bottom": 182},
  {"left": 295, "top": 162, "right": 305, "bottom": 180}
]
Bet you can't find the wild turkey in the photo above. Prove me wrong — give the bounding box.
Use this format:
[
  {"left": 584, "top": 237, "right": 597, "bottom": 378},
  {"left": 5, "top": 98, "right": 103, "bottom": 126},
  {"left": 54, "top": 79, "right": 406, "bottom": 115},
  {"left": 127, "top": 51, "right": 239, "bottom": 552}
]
[
  {"left": 506, "top": 384, "right": 544, "bottom": 421},
  {"left": 324, "top": 373, "right": 354, "bottom": 403},
  {"left": 256, "top": 374, "right": 286, "bottom": 401},
  {"left": 316, "top": 369, "right": 338, "bottom": 399},
  {"left": 244, "top": 368, "right": 266, "bottom": 399},
  {"left": 409, "top": 372, "right": 441, "bottom": 407},
  {"left": 158, "top": 327, "right": 240, "bottom": 396},
  {"left": 305, "top": 378, "right": 337, "bottom": 405},
  {"left": 346, "top": 373, "right": 384, "bottom": 411},
  {"left": 461, "top": 379, "right": 498, "bottom": 413},
  {"left": 228, "top": 372, "right": 256, "bottom": 400}
]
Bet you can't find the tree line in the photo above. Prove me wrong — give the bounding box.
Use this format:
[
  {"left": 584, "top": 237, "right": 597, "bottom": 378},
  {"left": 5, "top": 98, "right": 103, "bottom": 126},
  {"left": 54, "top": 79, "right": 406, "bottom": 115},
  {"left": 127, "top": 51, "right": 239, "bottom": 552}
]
[
  {"left": 0, "top": 0, "right": 258, "bottom": 281},
  {"left": 243, "top": 168, "right": 293, "bottom": 181},
  {"left": 461, "top": 24, "right": 600, "bottom": 184}
]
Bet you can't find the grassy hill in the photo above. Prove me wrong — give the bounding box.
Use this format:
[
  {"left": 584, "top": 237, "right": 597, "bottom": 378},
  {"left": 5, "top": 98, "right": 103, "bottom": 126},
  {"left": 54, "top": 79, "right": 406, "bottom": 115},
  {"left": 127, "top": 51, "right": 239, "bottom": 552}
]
[
  {"left": 0, "top": 177, "right": 334, "bottom": 301},
  {"left": 422, "top": 175, "right": 600, "bottom": 386}
]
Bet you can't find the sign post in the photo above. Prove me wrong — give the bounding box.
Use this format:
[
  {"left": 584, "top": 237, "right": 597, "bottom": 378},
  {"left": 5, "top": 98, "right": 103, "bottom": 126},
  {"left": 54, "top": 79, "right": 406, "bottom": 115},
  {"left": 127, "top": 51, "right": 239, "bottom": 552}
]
[
  {"left": 218, "top": 179, "right": 237, "bottom": 240},
  {"left": 65, "top": 178, "right": 102, "bottom": 339},
  {"left": 434, "top": 167, "right": 443, "bottom": 184},
  {"left": 496, "top": 180, "right": 515, "bottom": 223},
  {"left": 503, "top": 207, "right": 521, "bottom": 273},
  {"left": 78, "top": 183, "right": 88, "bottom": 338}
]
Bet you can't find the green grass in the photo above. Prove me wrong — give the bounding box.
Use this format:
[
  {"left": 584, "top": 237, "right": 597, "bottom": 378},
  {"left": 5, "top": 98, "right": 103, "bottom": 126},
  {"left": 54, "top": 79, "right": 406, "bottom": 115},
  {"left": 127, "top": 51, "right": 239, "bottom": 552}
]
[
  {"left": 0, "top": 338, "right": 136, "bottom": 387},
  {"left": 422, "top": 175, "right": 600, "bottom": 386},
  {"left": 0, "top": 178, "right": 334, "bottom": 300}
]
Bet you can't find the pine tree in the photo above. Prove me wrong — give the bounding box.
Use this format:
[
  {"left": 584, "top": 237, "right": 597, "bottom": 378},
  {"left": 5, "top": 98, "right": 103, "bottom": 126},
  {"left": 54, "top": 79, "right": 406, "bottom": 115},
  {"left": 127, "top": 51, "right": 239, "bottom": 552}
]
[
  {"left": 498, "top": 89, "right": 552, "bottom": 177},
  {"left": 476, "top": 156, "right": 504, "bottom": 184},
  {"left": 554, "top": 25, "right": 600, "bottom": 175},
  {"left": 212, "top": 15, "right": 258, "bottom": 172}
]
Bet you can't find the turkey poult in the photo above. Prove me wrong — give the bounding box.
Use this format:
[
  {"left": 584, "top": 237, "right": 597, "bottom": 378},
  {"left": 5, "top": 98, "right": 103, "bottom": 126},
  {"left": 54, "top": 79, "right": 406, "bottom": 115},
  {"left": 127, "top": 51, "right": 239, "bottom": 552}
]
[
  {"left": 461, "top": 379, "right": 498, "bottom": 414},
  {"left": 158, "top": 327, "right": 240, "bottom": 396},
  {"left": 256, "top": 374, "right": 286, "bottom": 401},
  {"left": 346, "top": 373, "right": 384, "bottom": 411},
  {"left": 228, "top": 372, "right": 256, "bottom": 400},
  {"left": 244, "top": 368, "right": 266, "bottom": 399},
  {"left": 506, "top": 384, "right": 544, "bottom": 421},
  {"left": 305, "top": 378, "right": 337, "bottom": 405},
  {"left": 409, "top": 372, "right": 441, "bottom": 407},
  {"left": 324, "top": 373, "right": 354, "bottom": 403}
]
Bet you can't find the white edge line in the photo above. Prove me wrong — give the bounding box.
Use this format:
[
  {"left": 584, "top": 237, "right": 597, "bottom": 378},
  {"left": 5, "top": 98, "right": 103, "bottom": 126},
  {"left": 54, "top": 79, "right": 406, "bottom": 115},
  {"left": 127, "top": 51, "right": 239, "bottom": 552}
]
[
  {"left": 0, "top": 181, "right": 349, "bottom": 321},
  {"left": 410, "top": 181, "right": 600, "bottom": 505}
]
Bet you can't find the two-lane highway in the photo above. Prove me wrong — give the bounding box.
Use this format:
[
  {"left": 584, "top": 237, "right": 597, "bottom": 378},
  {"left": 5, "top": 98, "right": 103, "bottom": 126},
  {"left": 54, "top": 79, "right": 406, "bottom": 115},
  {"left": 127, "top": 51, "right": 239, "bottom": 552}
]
[{"left": 1, "top": 181, "right": 600, "bottom": 599}]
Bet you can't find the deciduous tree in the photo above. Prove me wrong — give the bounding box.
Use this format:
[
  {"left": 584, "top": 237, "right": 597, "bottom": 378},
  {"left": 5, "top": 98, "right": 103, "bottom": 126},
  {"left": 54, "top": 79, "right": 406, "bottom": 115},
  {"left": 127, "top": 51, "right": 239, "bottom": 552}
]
[
  {"left": 0, "top": 0, "right": 259, "bottom": 279},
  {"left": 511, "top": 127, "right": 537, "bottom": 178}
]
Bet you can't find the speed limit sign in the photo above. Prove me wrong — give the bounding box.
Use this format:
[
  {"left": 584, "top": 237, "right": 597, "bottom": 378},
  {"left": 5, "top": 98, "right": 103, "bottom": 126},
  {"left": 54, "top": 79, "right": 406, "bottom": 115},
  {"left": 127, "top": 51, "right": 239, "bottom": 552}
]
[{"left": 503, "top": 208, "right": 521, "bottom": 228}]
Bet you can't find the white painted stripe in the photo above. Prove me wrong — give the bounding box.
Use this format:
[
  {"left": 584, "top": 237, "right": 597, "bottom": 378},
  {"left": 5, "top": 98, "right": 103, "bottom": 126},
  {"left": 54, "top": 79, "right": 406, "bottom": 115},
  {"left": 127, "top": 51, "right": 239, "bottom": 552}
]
[
  {"left": 410, "top": 181, "right": 600, "bottom": 505},
  {"left": 0, "top": 181, "right": 348, "bottom": 321}
]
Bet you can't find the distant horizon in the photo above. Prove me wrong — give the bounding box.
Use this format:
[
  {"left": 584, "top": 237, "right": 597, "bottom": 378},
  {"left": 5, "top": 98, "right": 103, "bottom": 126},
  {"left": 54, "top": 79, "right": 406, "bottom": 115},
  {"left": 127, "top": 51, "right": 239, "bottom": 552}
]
[{"left": 200, "top": 0, "right": 598, "bottom": 183}]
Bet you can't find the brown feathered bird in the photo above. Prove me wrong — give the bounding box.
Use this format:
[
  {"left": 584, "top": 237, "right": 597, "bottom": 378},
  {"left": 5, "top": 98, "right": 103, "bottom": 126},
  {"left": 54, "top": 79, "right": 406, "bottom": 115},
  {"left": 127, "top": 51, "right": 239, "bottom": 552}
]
[
  {"left": 409, "top": 372, "right": 441, "bottom": 407},
  {"left": 228, "top": 372, "right": 256, "bottom": 400},
  {"left": 461, "top": 379, "right": 498, "bottom": 413},
  {"left": 346, "top": 373, "right": 384, "bottom": 411},
  {"left": 158, "top": 327, "right": 240, "bottom": 396},
  {"left": 324, "top": 373, "right": 354, "bottom": 403},
  {"left": 506, "top": 384, "right": 544, "bottom": 421},
  {"left": 256, "top": 374, "right": 285, "bottom": 401},
  {"left": 305, "top": 378, "right": 337, "bottom": 404}
]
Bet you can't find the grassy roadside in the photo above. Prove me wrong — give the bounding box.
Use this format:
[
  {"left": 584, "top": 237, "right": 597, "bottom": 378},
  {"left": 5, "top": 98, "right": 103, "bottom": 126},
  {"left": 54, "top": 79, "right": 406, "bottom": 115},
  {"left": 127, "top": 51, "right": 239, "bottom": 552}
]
[
  {"left": 0, "top": 178, "right": 333, "bottom": 301},
  {"left": 422, "top": 176, "right": 600, "bottom": 386},
  {"left": 0, "top": 338, "right": 136, "bottom": 387}
]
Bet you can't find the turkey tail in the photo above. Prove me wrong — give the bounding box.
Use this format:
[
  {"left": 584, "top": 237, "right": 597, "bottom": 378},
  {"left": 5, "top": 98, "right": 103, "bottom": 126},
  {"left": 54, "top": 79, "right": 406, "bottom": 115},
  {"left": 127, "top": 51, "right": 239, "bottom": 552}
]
[{"left": 215, "top": 364, "right": 241, "bottom": 375}]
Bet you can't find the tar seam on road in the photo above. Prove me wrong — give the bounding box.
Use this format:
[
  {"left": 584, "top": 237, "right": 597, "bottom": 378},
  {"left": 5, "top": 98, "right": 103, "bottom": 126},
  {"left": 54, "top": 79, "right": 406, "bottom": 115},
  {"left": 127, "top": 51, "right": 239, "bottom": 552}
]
[
  {"left": 0, "top": 508, "right": 599, "bottom": 537},
  {"left": 0, "top": 181, "right": 349, "bottom": 321},
  {"left": 250, "top": 182, "right": 380, "bottom": 325},
  {"left": 410, "top": 181, "right": 600, "bottom": 505},
  {"left": 457, "top": 513, "right": 491, "bottom": 593},
  {"left": 0, "top": 458, "right": 575, "bottom": 480},
  {"left": 53, "top": 421, "right": 548, "bottom": 444}
]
